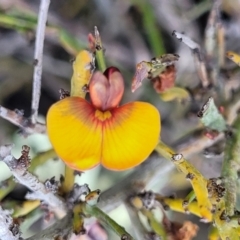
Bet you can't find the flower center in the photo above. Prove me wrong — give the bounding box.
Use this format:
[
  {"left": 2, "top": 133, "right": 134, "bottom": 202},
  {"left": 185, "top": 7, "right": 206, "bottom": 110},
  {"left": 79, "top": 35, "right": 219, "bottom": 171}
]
[{"left": 94, "top": 109, "right": 112, "bottom": 121}]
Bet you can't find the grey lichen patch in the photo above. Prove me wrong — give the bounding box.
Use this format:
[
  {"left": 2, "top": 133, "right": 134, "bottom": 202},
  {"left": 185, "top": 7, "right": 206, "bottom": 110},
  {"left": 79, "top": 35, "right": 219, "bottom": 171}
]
[
  {"left": 207, "top": 178, "right": 225, "bottom": 203},
  {"left": 45, "top": 177, "right": 59, "bottom": 194},
  {"left": 136, "top": 191, "right": 155, "bottom": 210},
  {"left": 121, "top": 234, "right": 131, "bottom": 240},
  {"left": 171, "top": 153, "right": 183, "bottom": 162},
  {"left": 186, "top": 173, "right": 195, "bottom": 180}
]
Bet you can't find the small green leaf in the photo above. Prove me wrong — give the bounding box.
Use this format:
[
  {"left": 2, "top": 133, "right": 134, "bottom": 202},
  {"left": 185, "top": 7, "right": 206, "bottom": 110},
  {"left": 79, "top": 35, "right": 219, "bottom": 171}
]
[
  {"left": 159, "top": 87, "right": 190, "bottom": 102},
  {"left": 198, "top": 97, "right": 226, "bottom": 132}
]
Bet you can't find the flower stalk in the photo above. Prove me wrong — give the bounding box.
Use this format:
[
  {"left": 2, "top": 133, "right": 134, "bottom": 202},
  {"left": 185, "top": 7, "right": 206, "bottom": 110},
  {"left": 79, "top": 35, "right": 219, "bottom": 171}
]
[
  {"left": 221, "top": 115, "right": 240, "bottom": 216},
  {"left": 155, "top": 140, "right": 212, "bottom": 222}
]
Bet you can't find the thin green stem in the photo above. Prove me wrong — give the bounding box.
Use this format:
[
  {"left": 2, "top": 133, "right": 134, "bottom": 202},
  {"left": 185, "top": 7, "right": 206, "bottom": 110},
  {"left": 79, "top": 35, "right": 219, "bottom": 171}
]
[
  {"left": 141, "top": 209, "right": 167, "bottom": 239},
  {"left": 72, "top": 204, "right": 84, "bottom": 234},
  {"left": 135, "top": 0, "right": 165, "bottom": 55},
  {"left": 185, "top": 0, "right": 212, "bottom": 21},
  {"left": 94, "top": 26, "right": 107, "bottom": 72},
  {"left": 184, "top": 190, "right": 196, "bottom": 204},
  {"left": 83, "top": 203, "right": 134, "bottom": 239},
  {"left": 0, "top": 12, "right": 86, "bottom": 56},
  {"left": 59, "top": 29, "right": 85, "bottom": 55},
  {"left": 0, "top": 13, "right": 36, "bottom": 30},
  {"left": 0, "top": 178, "right": 15, "bottom": 201},
  {"left": 29, "top": 148, "right": 56, "bottom": 172},
  {"left": 208, "top": 226, "right": 219, "bottom": 240},
  {"left": 61, "top": 166, "right": 75, "bottom": 194},
  {"left": 221, "top": 115, "right": 240, "bottom": 216}
]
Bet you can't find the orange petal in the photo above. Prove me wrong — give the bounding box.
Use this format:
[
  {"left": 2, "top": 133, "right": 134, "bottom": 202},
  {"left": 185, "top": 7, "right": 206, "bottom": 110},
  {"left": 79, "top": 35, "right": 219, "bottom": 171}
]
[
  {"left": 46, "top": 97, "right": 102, "bottom": 170},
  {"left": 101, "top": 102, "right": 160, "bottom": 170}
]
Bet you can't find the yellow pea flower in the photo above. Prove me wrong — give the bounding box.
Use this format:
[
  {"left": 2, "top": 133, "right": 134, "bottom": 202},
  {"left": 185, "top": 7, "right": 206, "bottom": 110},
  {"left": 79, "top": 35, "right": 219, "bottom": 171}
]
[{"left": 47, "top": 67, "right": 161, "bottom": 171}]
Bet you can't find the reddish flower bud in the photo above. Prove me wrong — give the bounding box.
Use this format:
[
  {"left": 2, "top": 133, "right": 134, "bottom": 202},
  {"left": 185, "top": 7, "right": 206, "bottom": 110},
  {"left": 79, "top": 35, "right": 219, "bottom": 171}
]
[{"left": 89, "top": 67, "right": 124, "bottom": 111}]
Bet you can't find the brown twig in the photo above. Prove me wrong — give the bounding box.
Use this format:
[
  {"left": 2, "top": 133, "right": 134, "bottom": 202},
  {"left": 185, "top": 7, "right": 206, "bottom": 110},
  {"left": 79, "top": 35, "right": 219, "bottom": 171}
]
[{"left": 172, "top": 30, "right": 210, "bottom": 88}]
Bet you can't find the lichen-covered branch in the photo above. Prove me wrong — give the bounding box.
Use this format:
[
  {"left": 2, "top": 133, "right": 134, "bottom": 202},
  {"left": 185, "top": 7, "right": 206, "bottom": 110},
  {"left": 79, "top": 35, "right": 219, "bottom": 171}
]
[
  {"left": 0, "top": 145, "right": 66, "bottom": 218},
  {"left": 0, "top": 149, "right": 56, "bottom": 204},
  {"left": 0, "top": 105, "right": 46, "bottom": 134},
  {"left": 0, "top": 206, "right": 21, "bottom": 240},
  {"left": 31, "top": 0, "right": 50, "bottom": 124}
]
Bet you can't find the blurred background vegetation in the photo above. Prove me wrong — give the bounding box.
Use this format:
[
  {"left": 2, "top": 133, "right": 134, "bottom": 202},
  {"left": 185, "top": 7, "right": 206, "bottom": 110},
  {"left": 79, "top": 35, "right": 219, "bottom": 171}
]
[{"left": 1, "top": 0, "right": 240, "bottom": 239}]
